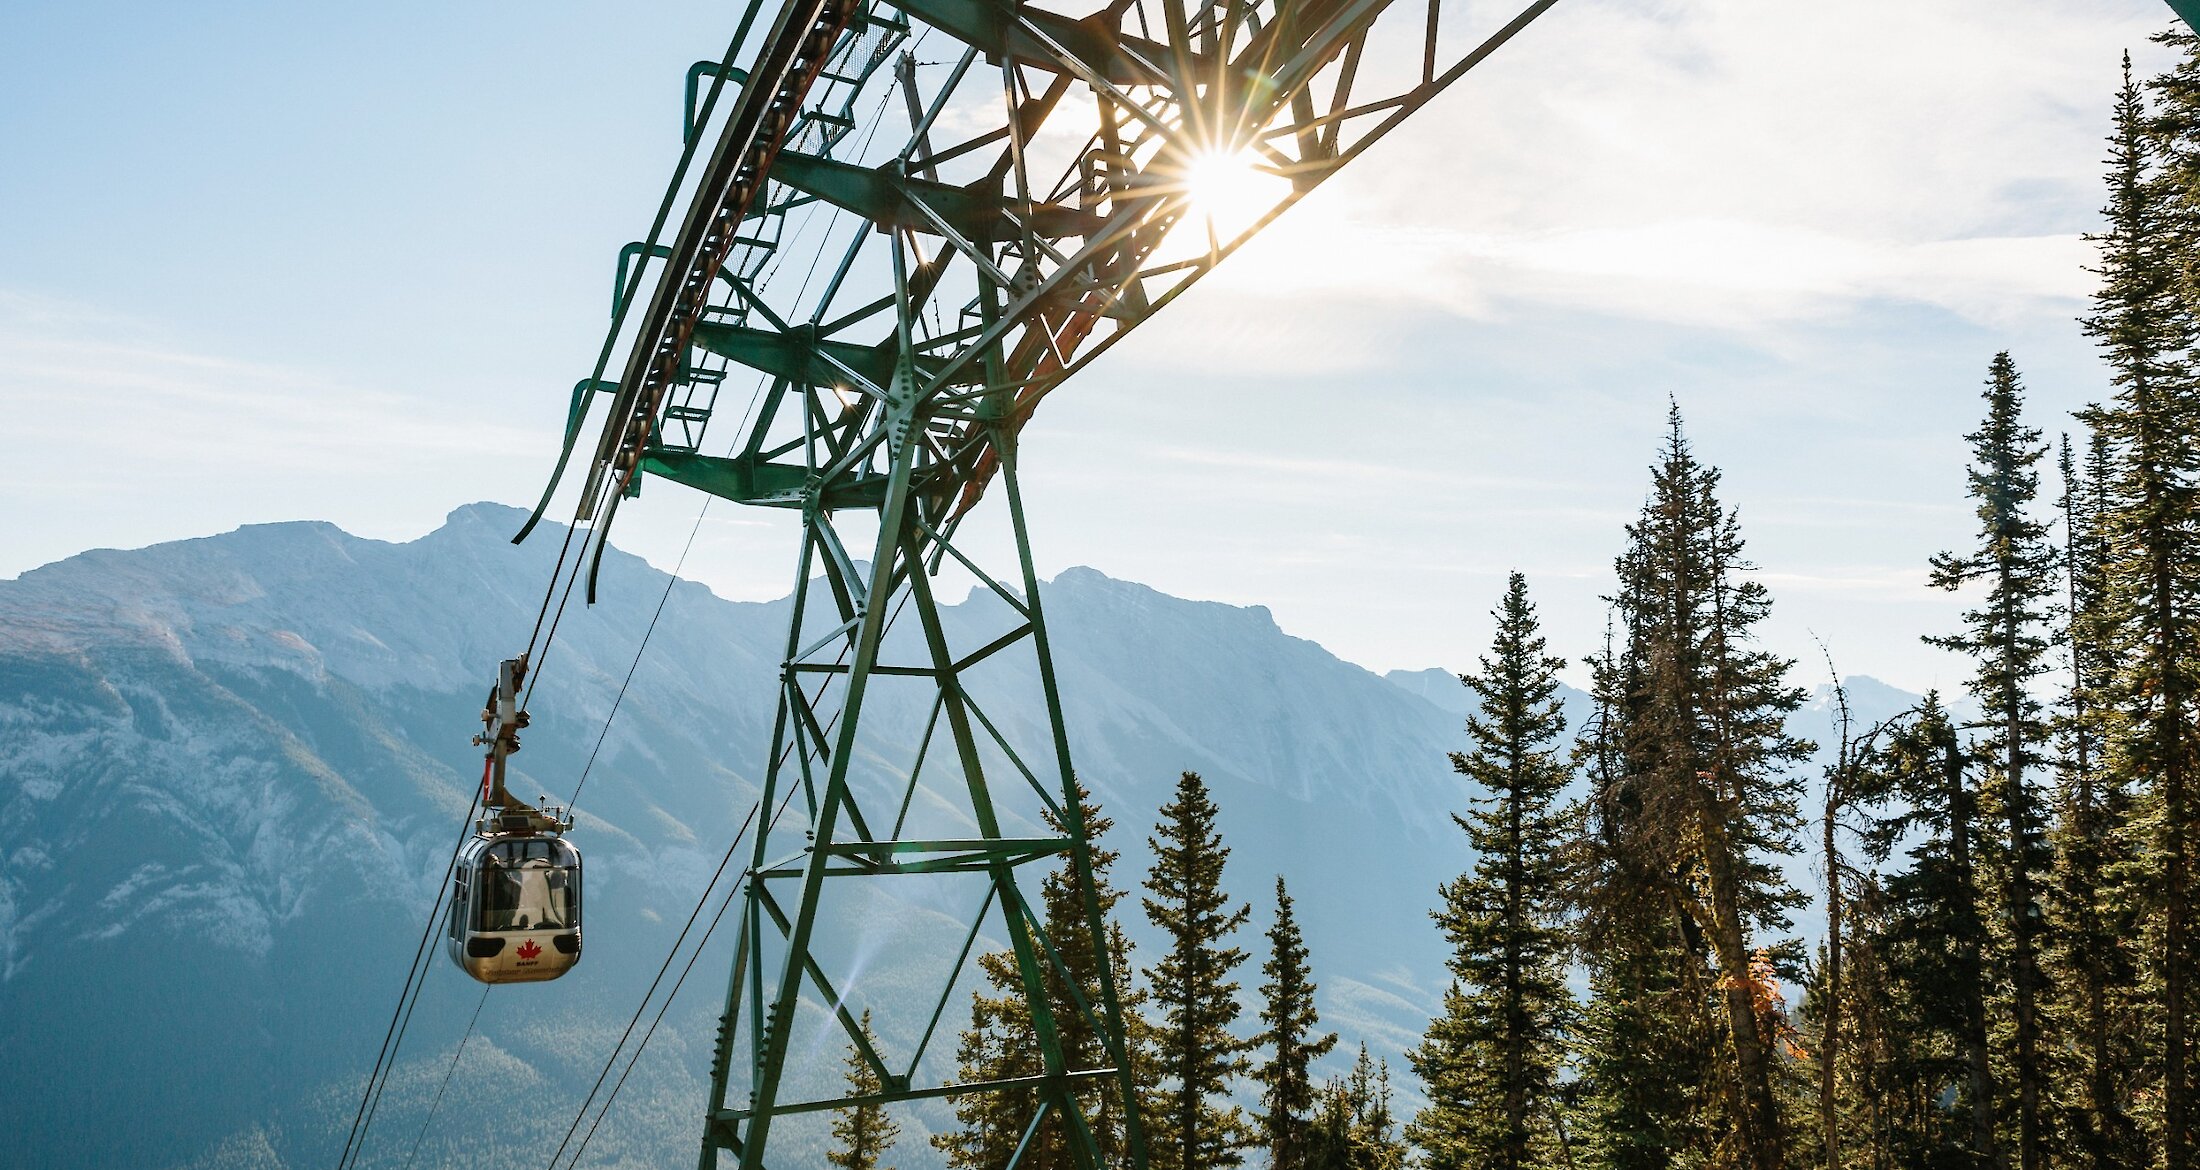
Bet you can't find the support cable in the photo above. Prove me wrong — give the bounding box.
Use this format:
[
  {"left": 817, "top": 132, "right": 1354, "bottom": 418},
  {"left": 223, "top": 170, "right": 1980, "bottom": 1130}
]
[
  {"left": 564, "top": 877, "right": 745, "bottom": 1168},
  {"left": 564, "top": 499, "right": 712, "bottom": 811},
  {"left": 356, "top": 927, "right": 440, "bottom": 1157},
  {"left": 335, "top": 789, "right": 482, "bottom": 1170},
  {"left": 520, "top": 519, "right": 604, "bottom": 713},
  {"left": 522, "top": 519, "right": 586, "bottom": 666},
  {"left": 400, "top": 986, "right": 491, "bottom": 1170},
  {"left": 554, "top": 742, "right": 821, "bottom": 1170},
  {"left": 541, "top": 793, "right": 765, "bottom": 1170}
]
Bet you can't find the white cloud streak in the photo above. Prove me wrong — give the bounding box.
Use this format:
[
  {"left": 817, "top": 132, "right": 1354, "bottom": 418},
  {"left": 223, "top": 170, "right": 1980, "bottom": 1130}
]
[{"left": 0, "top": 290, "right": 545, "bottom": 574}]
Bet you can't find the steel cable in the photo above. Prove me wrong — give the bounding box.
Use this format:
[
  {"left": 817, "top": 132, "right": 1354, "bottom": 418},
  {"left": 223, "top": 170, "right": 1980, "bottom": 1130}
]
[
  {"left": 335, "top": 788, "right": 482, "bottom": 1170},
  {"left": 563, "top": 877, "right": 745, "bottom": 1168},
  {"left": 540, "top": 793, "right": 765, "bottom": 1170},
  {"left": 350, "top": 22, "right": 914, "bottom": 1170},
  {"left": 522, "top": 519, "right": 585, "bottom": 667},
  {"left": 400, "top": 986, "right": 490, "bottom": 1170},
  {"left": 562, "top": 501, "right": 711, "bottom": 812}
]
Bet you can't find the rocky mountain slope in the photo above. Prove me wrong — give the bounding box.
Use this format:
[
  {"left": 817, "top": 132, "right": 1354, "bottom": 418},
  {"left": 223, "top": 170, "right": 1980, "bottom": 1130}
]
[
  {"left": 0, "top": 504, "right": 1493, "bottom": 1169},
  {"left": 0, "top": 504, "right": 1919, "bottom": 1169}
]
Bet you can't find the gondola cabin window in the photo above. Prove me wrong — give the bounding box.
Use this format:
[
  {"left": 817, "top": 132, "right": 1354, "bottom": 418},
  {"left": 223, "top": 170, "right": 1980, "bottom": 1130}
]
[{"left": 476, "top": 841, "right": 578, "bottom": 932}]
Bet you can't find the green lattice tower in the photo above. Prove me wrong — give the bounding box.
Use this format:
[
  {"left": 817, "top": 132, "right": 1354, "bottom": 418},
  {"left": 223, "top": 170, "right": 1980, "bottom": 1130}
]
[
  {"left": 518, "top": 0, "right": 1558, "bottom": 1165},
  {"left": 697, "top": 410, "right": 1138, "bottom": 1170}
]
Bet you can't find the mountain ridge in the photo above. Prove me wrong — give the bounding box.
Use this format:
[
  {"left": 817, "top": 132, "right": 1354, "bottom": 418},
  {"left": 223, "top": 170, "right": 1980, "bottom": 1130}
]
[{"left": 0, "top": 503, "right": 1922, "bottom": 1169}]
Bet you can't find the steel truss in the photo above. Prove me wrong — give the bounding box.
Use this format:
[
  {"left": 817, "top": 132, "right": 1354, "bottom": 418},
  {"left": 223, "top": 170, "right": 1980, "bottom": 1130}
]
[{"left": 518, "top": 0, "right": 1554, "bottom": 1165}]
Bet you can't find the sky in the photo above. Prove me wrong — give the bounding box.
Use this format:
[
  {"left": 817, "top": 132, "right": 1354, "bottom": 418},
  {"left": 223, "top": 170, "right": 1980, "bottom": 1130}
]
[{"left": 0, "top": 0, "right": 2186, "bottom": 697}]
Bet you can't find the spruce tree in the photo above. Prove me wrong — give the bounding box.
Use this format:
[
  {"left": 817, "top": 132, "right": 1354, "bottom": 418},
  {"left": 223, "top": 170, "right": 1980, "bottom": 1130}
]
[
  {"left": 1113, "top": 916, "right": 1164, "bottom": 1155},
  {"left": 1364, "top": 1059, "right": 1406, "bottom": 1170},
  {"left": 936, "top": 947, "right": 1043, "bottom": 1170},
  {"left": 1256, "top": 877, "right": 1337, "bottom": 1170},
  {"left": 1853, "top": 696, "right": 2001, "bottom": 1168},
  {"left": 2105, "top": 37, "right": 2200, "bottom": 1163},
  {"left": 936, "top": 786, "right": 1139, "bottom": 1170},
  {"left": 1580, "top": 405, "right": 1811, "bottom": 1170},
  {"left": 1408, "top": 572, "right": 1574, "bottom": 1170},
  {"left": 1040, "top": 787, "right": 1141, "bottom": 1165},
  {"left": 1309, "top": 1046, "right": 1408, "bottom": 1170},
  {"left": 1834, "top": 873, "right": 1929, "bottom": 1170},
  {"left": 1143, "top": 771, "right": 1256, "bottom": 1170},
  {"left": 2049, "top": 428, "right": 2144, "bottom": 1168},
  {"left": 1569, "top": 935, "right": 1719, "bottom": 1170},
  {"left": 1573, "top": 603, "right": 1720, "bottom": 1170},
  {"left": 829, "top": 1010, "right": 902, "bottom": 1170},
  {"left": 2041, "top": 428, "right": 2147, "bottom": 1170},
  {"left": 1925, "top": 351, "right": 2057, "bottom": 1170}
]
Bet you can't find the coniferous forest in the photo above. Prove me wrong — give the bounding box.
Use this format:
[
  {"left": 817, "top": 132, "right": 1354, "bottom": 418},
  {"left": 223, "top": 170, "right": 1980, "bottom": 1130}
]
[{"left": 813, "top": 34, "right": 2200, "bottom": 1170}]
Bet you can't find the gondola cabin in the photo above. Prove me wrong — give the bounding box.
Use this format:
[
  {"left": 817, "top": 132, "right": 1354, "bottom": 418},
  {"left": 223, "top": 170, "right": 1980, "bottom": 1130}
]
[{"left": 447, "top": 830, "right": 582, "bottom": 984}]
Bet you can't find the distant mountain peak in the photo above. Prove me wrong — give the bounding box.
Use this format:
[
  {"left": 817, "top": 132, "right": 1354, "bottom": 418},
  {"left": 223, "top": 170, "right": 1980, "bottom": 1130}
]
[
  {"left": 1049, "top": 566, "right": 1280, "bottom": 630},
  {"left": 441, "top": 499, "right": 533, "bottom": 529},
  {"left": 1383, "top": 666, "right": 1466, "bottom": 715}
]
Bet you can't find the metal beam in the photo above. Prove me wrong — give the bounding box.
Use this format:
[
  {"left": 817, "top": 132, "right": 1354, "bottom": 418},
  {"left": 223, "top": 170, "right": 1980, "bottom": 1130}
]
[
  {"left": 516, "top": 3, "right": 1564, "bottom": 1169},
  {"left": 770, "top": 151, "right": 1106, "bottom": 241}
]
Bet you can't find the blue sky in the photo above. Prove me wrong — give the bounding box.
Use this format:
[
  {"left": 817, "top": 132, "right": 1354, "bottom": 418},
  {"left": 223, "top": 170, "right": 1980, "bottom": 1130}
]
[{"left": 0, "top": 0, "right": 2183, "bottom": 695}]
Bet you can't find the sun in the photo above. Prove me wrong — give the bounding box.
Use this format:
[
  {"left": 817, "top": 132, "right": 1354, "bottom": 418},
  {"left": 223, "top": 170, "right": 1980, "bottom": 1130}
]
[{"left": 1181, "top": 148, "right": 1289, "bottom": 241}]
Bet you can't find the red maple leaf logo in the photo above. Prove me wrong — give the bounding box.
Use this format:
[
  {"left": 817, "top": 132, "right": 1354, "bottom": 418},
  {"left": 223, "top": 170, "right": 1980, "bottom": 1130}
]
[{"left": 516, "top": 939, "right": 542, "bottom": 960}]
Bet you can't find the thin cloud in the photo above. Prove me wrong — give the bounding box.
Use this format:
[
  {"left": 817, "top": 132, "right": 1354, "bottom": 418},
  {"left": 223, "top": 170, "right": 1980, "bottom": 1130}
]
[
  {"left": 0, "top": 290, "right": 548, "bottom": 576},
  {"left": 1123, "top": 0, "right": 2164, "bottom": 365},
  {"left": 1757, "top": 568, "right": 1937, "bottom": 598},
  {"left": 0, "top": 293, "right": 541, "bottom": 474},
  {"left": 1144, "top": 444, "right": 1565, "bottom": 491}
]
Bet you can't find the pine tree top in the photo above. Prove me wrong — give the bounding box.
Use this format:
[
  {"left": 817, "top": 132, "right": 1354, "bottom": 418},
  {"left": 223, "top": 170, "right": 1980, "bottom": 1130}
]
[
  {"left": 1923, "top": 352, "right": 2059, "bottom": 745},
  {"left": 1454, "top": 570, "right": 1570, "bottom": 812}
]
